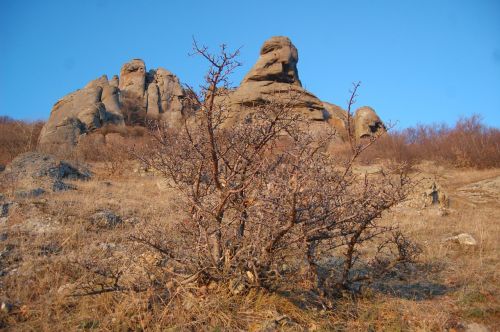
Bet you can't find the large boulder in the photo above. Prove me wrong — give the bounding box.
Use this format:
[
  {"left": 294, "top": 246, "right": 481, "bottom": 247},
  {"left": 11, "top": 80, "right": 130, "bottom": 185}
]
[
  {"left": 119, "top": 59, "right": 147, "bottom": 101},
  {"left": 1, "top": 152, "right": 91, "bottom": 196},
  {"left": 353, "top": 106, "right": 385, "bottom": 139},
  {"left": 39, "top": 60, "right": 188, "bottom": 150},
  {"left": 230, "top": 36, "right": 327, "bottom": 121},
  {"left": 38, "top": 76, "right": 125, "bottom": 151},
  {"left": 146, "top": 68, "right": 186, "bottom": 124}
]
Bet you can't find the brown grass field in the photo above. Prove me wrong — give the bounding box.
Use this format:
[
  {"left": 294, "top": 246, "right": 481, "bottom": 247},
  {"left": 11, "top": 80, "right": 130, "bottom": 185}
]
[{"left": 0, "top": 117, "right": 499, "bottom": 331}]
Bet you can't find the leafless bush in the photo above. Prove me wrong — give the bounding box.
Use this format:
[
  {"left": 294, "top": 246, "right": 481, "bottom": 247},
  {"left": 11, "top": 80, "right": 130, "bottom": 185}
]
[
  {"left": 69, "top": 43, "right": 418, "bottom": 316},
  {"left": 93, "top": 41, "right": 419, "bottom": 307},
  {"left": 120, "top": 92, "right": 147, "bottom": 126},
  {"left": 359, "top": 115, "right": 500, "bottom": 168},
  {"left": 0, "top": 116, "right": 45, "bottom": 166},
  {"left": 75, "top": 124, "right": 148, "bottom": 175}
]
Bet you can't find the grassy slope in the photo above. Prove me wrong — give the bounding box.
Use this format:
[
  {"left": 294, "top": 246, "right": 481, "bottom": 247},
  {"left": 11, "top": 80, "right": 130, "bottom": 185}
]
[{"left": 0, "top": 161, "right": 498, "bottom": 331}]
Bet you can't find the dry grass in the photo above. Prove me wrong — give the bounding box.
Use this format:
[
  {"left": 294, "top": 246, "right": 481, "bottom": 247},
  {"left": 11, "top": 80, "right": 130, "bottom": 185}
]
[
  {"left": 0, "top": 114, "right": 499, "bottom": 330},
  {"left": 0, "top": 116, "right": 44, "bottom": 167},
  {"left": 1, "top": 159, "right": 498, "bottom": 330},
  {"left": 360, "top": 115, "right": 500, "bottom": 169}
]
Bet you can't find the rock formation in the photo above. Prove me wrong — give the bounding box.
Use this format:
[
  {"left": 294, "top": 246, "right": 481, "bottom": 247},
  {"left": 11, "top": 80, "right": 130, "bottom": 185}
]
[
  {"left": 39, "top": 61, "right": 187, "bottom": 150},
  {"left": 38, "top": 75, "right": 125, "bottom": 150},
  {"left": 39, "top": 36, "right": 385, "bottom": 150},
  {"left": 230, "top": 36, "right": 327, "bottom": 121},
  {"left": 353, "top": 106, "right": 386, "bottom": 138},
  {"left": 229, "top": 36, "right": 384, "bottom": 140}
]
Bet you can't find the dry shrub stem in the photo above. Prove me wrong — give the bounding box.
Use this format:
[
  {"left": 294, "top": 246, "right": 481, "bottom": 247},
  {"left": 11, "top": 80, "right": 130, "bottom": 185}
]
[{"left": 110, "top": 40, "right": 422, "bottom": 306}]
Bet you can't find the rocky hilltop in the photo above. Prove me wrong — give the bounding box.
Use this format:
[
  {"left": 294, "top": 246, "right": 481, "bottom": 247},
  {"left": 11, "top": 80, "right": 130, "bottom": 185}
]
[{"left": 38, "top": 36, "right": 384, "bottom": 150}]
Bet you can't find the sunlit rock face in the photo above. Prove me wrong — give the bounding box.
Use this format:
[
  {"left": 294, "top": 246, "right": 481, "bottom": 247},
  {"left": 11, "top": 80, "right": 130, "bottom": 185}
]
[
  {"left": 38, "top": 75, "right": 124, "bottom": 151},
  {"left": 230, "top": 36, "right": 326, "bottom": 121},
  {"left": 39, "top": 60, "right": 187, "bottom": 149},
  {"left": 39, "top": 36, "right": 385, "bottom": 150},
  {"left": 354, "top": 106, "right": 386, "bottom": 138}
]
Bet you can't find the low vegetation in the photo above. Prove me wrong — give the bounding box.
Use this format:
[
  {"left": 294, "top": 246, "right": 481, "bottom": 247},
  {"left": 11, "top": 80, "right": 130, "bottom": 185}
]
[
  {"left": 0, "top": 116, "right": 44, "bottom": 167},
  {"left": 0, "top": 45, "right": 499, "bottom": 331}
]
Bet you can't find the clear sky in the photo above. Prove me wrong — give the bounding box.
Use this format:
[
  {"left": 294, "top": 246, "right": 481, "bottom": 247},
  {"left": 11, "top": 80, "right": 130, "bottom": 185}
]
[{"left": 1, "top": 0, "right": 499, "bottom": 129}]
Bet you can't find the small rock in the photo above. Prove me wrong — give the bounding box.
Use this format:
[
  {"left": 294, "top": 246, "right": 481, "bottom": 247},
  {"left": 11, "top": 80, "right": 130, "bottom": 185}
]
[
  {"left": 260, "top": 314, "right": 295, "bottom": 332},
  {"left": 1, "top": 202, "right": 13, "bottom": 217},
  {"left": 91, "top": 209, "right": 122, "bottom": 228},
  {"left": 229, "top": 277, "right": 246, "bottom": 295},
  {"left": 445, "top": 233, "right": 477, "bottom": 246},
  {"left": 465, "top": 322, "right": 490, "bottom": 332},
  {"left": 1, "top": 301, "right": 13, "bottom": 313},
  {"left": 57, "top": 283, "right": 75, "bottom": 295},
  {"left": 39, "top": 243, "right": 61, "bottom": 256},
  {"left": 52, "top": 179, "right": 76, "bottom": 192},
  {"left": 15, "top": 188, "right": 46, "bottom": 199}
]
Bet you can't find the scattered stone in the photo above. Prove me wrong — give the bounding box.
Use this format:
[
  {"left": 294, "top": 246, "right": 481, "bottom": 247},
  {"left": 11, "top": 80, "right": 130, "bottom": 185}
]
[
  {"left": 1, "top": 301, "right": 13, "bottom": 314},
  {"left": 0, "top": 202, "right": 15, "bottom": 218},
  {"left": 57, "top": 283, "right": 75, "bottom": 295},
  {"left": 39, "top": 243, "right": 62, "bottom": 256},
  {"left": 422, "top": 180, "right": 449, "bottom": 208},
  {"left": 228, "top": 276, "right": 246, "bottom": 295},
  {"left": 52, "top": 179, "right": 76, "bottom": 192},
  {"left": 444, "top": 233, "right": 477, "bottom": 246},
  {"left": 259, "top": 314, "right": 295, "bottom": 332},
  {"left": 15, "top": 188, "right": 46, "bottom": 199},
  {"left": 91, "top": 209, "right": 122, "bottom": 228},
  {"left": 465, "top": 322, "right": 490, "bottom": 332}
]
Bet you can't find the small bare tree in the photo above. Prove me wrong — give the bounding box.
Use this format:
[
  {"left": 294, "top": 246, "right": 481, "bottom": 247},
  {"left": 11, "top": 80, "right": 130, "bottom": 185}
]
[
  {"left": 129, "top": 40, "right": 420, "bottom": 302},
  {"left": 70, "top": 40, "right": 419, "bottom": 310}
]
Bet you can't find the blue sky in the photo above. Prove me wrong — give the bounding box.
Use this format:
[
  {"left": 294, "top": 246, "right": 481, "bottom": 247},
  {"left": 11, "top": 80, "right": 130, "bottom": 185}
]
[{"left": 1, "top": 0, "right": 499, "bottom": 128}]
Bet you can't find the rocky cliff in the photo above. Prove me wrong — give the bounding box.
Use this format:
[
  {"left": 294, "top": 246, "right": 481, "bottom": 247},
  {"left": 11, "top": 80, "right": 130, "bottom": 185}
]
[{"left": 38, "top": 36, "right": 384, "bottom": 150}]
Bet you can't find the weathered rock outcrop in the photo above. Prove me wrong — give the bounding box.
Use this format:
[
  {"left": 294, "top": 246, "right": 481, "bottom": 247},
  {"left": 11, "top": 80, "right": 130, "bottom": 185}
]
[
  {"left": 38, "top": 75, "right": 125, "bottom": 150},
  {"left": 229, "top": 36, "right": 385, "bottom": 141},
  {"left": 353, "top": 106, "right": 386, "bottom": 139},
  {"left": 230, "top": 36, "right": 327, "bottom": 121},
  {"left": 39, "top": 61, "right": 187, "bottom": 149},
  {"left": 39, "top": 36, "right": 385, "bottom": 149},
  {"left": 1, "top": 152, "right": 91, "bottom": 195}
]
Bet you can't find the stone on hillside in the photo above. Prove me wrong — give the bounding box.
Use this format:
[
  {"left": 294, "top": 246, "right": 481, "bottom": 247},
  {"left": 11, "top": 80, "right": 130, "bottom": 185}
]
[
  {"left": 91, "top": 209, "right": 122, "bottom": 228},
  {"left": 230, "top": 36, "right": 327, "bottom": 121},
  {"left": 39, "top": 76, "right": 125, "bottom": 150},
  {"left": 2, "top": 152, "right": 91, "bottom": 195},
  {"left": 354, "top": 106, "right": 385, "bottom": 138},
  {"left": 422, "top": 181, "right": 449, "bottom": 208},
  {"left": 444, "top": 233, "right": 477, "bottom": 246},
  {"left": 119, "top": 59, "right": 147, "bottom": 101}
]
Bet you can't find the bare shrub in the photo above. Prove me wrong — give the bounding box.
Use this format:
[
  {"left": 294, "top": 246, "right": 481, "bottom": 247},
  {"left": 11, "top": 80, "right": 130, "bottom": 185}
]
[
  {"left": 120, "top": 92, "right": 147, "bottom": 126},
  {"left": 80, "top": 40, "right": 421, "bottom": 312},
  {"left": 75, "top": 124, "right": 148, "bottom": 175},
  {"left": 359, "top": 115, "right": 500, "bottom": 168},
  {"left": 0, "top": 116, "right": 45, "bottom": 166}
]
